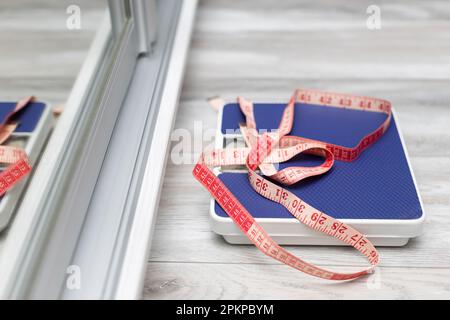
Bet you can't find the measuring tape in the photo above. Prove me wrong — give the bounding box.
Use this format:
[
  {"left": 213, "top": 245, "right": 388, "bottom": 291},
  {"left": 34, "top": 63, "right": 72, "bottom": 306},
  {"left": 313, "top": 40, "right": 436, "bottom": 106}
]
[
  {"left": 194, "top": 88, "right": 391, "bottom": 280},
  {"left": 0, "top": 96, "right": 33, "bottom": 197}
]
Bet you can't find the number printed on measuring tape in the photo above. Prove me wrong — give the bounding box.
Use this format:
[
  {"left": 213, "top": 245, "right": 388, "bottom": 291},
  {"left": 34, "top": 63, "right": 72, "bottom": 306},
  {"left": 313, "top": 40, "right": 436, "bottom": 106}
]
[{"left": 194, "top": 88, "right": 390, "bottom": 280}]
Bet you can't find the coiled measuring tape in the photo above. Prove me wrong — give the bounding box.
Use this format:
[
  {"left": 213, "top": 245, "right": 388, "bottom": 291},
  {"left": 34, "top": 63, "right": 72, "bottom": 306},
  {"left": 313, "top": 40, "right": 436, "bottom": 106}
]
[
  {"left": 194, "top": 89, "right": 391, "bottom": 280},
  {"left": 0, "top": 96, "right": 33, "bottom": 197}
]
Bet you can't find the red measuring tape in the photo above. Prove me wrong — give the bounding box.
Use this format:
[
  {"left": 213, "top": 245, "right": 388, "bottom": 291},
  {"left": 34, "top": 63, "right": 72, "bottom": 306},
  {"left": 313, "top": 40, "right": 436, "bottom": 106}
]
[
  {"left": 0, "top": 96, "right": 33, "bottom": 197},
  {"left": 194, "top": 88, "right": 391, "bottom": 280}
]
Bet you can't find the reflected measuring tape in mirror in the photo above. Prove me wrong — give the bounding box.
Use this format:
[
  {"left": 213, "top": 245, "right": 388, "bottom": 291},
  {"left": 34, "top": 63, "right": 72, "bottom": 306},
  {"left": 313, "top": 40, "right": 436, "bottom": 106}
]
[
  {"left": 194, "top": 88, "right": 392, "bottom": 280},
  {"left": 0, "top": 96, "right": 34, "bottom": 196}
]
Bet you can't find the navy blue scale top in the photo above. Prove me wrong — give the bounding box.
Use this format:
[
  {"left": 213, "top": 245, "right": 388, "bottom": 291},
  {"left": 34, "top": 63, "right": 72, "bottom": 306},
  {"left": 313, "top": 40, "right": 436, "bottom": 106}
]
[
  {"left": 214, "top": 102, "right": 422, "bottom": 220},
  {"left": 0, "top": 101, "right": 45, "bottom": 132}
]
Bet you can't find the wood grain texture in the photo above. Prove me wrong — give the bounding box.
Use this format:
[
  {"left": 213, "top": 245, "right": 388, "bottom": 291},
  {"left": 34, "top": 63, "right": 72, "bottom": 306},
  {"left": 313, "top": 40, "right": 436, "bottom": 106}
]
[
  {"left": 144, "top": 263, "right": 450, "bottom": 300},
  {"left": 0, "top": 0, "right": 105, "bottom": 104},
  {"left": 144, "top": 0, "right": 450, "bottom": 299}
]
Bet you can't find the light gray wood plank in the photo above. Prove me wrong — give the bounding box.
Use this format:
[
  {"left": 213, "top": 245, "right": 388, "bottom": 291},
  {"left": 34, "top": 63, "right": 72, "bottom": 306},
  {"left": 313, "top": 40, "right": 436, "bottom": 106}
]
[
  {"left": 0, "top": 0, "right": 104, "bottom": 79},
  {"left": 144, "top": 263, "right": 450, "bottom": 299},
  {"left": 0, "top": 0, "right": 104, "bottom": 102},
  {"left": 190, "top": 0, "right": 450, "bottom": 81},
  {"left": 199, "top": 0, "right": 450, "bottom": 21},
  {"left": 0, "top": 78, "right": 76, "bottom": 105}
]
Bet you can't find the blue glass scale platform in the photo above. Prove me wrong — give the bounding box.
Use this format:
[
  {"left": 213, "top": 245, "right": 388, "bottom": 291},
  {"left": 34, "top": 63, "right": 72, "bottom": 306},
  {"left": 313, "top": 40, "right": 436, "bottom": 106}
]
[
  {"left": 0, "top": 101, "right": 54, "bottom": 231},
  {"left": 210, "top": 101, "right": 425, "bottom": 246}
]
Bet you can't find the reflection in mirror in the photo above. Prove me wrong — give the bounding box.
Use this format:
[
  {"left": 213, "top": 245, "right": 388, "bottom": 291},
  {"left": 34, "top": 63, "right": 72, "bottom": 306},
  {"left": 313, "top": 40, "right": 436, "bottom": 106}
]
[{"left": 0, "top": 0, "right": 106, "bottom": 266}]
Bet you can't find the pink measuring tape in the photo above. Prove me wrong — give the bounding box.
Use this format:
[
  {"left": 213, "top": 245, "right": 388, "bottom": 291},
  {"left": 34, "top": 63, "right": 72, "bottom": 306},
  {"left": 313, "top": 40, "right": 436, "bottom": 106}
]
[
  {"left": 0, "top": 97, "right": 33, "bottom": 196},
  {"left": 194, "top": 88, "right": 392, "bottom": 280}
]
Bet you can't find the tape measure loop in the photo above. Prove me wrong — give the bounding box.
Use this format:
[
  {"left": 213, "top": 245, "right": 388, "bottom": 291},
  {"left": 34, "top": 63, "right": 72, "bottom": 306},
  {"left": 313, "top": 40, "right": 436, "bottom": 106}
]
[{"left": 194, "top": 89, "right": 390, "bottom": 280}]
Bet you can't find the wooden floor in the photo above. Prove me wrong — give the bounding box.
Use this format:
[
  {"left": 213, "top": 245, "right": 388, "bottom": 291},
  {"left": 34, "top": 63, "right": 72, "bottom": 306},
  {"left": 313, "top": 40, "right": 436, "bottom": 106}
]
[
  {"left": 0, "top": 0, "right": 104, "bottom": 105},
  {"left": 143, "top": 0, "right": 450, "bottom": 299}
]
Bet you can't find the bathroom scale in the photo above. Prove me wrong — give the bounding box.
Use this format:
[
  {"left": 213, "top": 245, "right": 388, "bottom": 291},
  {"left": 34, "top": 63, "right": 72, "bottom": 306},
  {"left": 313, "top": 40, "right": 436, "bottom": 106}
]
[
  {"left": 210, "top": 101, "right": 425, "bottom": 246},
  {"left": 0, "top": 100, "right": 54, "bottom": 231}
]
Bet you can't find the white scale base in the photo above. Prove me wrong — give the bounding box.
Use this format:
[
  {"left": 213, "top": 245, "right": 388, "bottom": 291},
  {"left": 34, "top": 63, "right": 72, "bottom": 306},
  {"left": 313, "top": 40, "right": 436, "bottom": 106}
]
[{"left": 210, "top": 105, "right": 425, "bottom": 247}]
